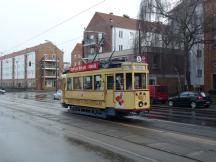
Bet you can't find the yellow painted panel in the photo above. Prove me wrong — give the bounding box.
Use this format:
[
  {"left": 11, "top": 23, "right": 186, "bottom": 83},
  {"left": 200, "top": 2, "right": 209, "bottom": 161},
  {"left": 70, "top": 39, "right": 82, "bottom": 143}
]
[
  {"left": 66, "top": 98, "right": 105, "bottom": 108},
  {"left": 65, "top": 91, "right": 105, "bottom": 101}
]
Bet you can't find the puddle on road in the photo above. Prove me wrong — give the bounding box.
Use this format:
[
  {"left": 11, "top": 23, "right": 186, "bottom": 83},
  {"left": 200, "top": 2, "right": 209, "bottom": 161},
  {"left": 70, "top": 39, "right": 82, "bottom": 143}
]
[
  {"left": 0, "top": 115, "right": 115, "bottom": 162},
  {"left": 34, "top": 94, "right": 48, "bottom": 101}
]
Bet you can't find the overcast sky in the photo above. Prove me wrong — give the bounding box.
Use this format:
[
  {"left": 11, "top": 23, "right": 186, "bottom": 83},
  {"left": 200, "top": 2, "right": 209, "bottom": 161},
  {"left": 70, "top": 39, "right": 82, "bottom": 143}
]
[{"left": 0, "top": 0, "right": 142, "bottom": 62}]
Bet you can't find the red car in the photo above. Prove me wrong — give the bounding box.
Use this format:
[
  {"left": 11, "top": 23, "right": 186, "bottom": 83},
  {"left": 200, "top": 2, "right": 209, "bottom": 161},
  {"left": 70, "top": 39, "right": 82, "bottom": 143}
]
[{"left": 149, "top": 85, "right": 169, "bottom": 104}]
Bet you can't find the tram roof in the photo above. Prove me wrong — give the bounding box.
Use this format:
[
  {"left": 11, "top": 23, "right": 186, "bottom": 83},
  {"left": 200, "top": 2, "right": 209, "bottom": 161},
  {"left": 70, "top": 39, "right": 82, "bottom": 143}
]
[{"left": 63, "top": 61, "right": 148, "bottom": 75}]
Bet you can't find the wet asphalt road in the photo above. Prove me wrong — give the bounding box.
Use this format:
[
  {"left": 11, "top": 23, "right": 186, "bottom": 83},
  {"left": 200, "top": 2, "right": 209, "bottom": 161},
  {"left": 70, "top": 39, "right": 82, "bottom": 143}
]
[{"left": 0, "top": 92, "right": 216, "bottom": 162}]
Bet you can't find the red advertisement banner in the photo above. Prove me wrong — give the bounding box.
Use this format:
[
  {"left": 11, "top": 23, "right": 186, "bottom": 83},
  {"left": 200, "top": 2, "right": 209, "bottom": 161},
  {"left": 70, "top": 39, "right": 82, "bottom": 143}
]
[{"left": 69, "top": 62, "right": 99, "bottom": 73}]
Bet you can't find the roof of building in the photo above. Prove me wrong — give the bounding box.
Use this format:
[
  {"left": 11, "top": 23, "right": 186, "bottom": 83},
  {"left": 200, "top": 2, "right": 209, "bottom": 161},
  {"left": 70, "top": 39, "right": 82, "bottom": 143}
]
[
  {"left": 0, "top": 42, "right": 63, "bottom": 60},
  {"left": 71, "top": 43, "right": 83, "bottom": 56},
  {"left": 85, "top": 12, "right": 166, "bottom": 34},
  {"left": 86, "top": 12, "right": 138, "bottom": 31}
]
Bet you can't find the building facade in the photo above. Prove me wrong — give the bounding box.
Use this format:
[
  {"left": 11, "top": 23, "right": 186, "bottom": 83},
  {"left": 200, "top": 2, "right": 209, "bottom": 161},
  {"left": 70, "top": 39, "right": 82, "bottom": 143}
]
[
  {"left": 71, "top": 43, "right": 83, "bottom": 66},
  {"left": 80, "top": 12, "right": 185, "bottom": 94},
  {"left": 204, "top": 0, "right": 216, "bottom": 91},
  {"left": 0, "top": 42, "right": 64, "bottom": 90}
]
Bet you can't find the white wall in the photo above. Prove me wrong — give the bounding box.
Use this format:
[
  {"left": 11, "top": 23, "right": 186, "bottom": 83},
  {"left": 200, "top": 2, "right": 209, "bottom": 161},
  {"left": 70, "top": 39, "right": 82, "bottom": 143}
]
[
  {"left": 189, "top": 43, "right": 204, "bottom": 86},
  {"left": 189, "top": 2, "right": 204, "bottom": 87},
  {"left": 26, "top": 52, "right": 36, "bottom": 79},
  {"left": 112, "top": 27, "right": 136, "bottom": 51},
  {"left": 0, "top": 61, "right": 2, "bottom": 80},
  {"left": 14, "top": 55, "right": 25, "bottom": 79},
  {"left": 2, "top": 58, "right": 12, "bottom": 80}
]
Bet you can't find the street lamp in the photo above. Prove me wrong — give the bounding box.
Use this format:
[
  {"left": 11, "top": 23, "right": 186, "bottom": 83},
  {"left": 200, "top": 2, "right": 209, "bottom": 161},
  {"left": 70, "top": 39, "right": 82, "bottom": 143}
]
[
  {"left": 16, "top": 60, "right": 18, "bottom": 88},
  {"left": 45, "top": 40, "right": 58, "bottom": 91}
]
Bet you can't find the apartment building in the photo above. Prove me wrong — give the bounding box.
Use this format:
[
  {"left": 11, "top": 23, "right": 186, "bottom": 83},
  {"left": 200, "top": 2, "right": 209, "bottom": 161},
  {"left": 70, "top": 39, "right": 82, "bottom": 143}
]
[
  {"left": 76, "top": 12, "right": 184, "bottom": 94},
  {"left": 71, "top": 43, "right": 83, "bottom": 66},
  {"left": 204, "top": 0, "right": 216, "bottom": 91},
  {"left": 0, "top": 42, "right": 64, "bottom": 90}
]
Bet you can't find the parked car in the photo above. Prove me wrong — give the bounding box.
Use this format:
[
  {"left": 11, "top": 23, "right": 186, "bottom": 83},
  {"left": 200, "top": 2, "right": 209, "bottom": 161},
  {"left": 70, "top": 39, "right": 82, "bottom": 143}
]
[
  {"left": 0, "top": 88, "right": 6, "bottom": 94},
  {"left": 168, "top": 91, "right": 211, "bottom": 108},
  {"left": 53, "top": 90, "right": 62, "bottom": 100}
]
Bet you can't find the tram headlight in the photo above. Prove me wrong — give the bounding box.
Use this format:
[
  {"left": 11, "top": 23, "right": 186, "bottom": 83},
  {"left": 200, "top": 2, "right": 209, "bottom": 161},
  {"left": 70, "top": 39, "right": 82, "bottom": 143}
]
[{"left": 138, "top": 101, "right": 144, "bottom": 107}]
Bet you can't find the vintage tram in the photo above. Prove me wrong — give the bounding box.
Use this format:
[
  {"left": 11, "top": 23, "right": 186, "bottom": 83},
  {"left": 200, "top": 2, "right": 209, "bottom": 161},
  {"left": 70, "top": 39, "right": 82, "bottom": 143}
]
[{"left": 60, "top": 61, "right": 150, "bottom": 118}]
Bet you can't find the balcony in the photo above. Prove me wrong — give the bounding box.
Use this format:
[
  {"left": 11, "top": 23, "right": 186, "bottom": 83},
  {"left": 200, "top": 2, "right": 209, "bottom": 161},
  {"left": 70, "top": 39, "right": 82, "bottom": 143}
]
[
  {"left": 83, "top": 39, "right": 97, "bottom": 46},
  {"left": 42, "top": 74, "right": 59, "bottom": 78},
  {"left": 42, "top": 56, "right": 60, "bottom": 62},
  {"left": 42, "top": 65, "right": 59, "bottom": 70}
]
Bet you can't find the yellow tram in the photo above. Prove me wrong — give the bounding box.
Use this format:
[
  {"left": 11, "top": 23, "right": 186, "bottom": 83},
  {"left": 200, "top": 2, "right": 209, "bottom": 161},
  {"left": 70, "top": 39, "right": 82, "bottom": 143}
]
[{"left": 60, "top": 61, "right": 150, "bottom": 118}]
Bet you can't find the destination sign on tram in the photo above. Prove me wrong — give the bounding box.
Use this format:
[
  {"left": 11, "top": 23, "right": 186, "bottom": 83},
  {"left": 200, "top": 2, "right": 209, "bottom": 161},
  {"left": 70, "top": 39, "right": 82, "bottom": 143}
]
[{"left": 69, "top": 62, "right": 99, "bottom": 73}]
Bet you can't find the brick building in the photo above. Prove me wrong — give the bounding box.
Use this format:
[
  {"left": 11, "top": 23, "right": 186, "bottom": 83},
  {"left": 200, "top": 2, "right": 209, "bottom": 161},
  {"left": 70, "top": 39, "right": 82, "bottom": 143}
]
[
  {"left": 71, "top": 43, "right": 83, "bottom": 66},
  {"left": 204, "top": 0, "right": 216, "bottom": 91},
  {"left": 80, "top": 12, "right": 184, "bottom": 94},
  {"left": 0, "top": 42, "right": 64, "bottom": 90}
]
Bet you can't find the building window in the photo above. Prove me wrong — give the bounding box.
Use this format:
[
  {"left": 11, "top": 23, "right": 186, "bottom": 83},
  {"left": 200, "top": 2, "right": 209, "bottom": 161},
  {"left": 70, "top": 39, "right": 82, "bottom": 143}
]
[
  {"left": 119, "top": 45, "right": 123, "bottom": 51},
  {"left": 129, "top": 32, "right": 134, "bottom": 40},
  {"left": 213, "top": 74, "right": 216, "bottom": 89},
  {"left": 90, "top": 35, "right": 94, "bottom": 40},
  {"left": 213, "top": 15, "right": 216, "bottom": 32},
  {"left": 99, "top": 46, "right": 102, "bottom": 53},
  {"left": 90, "top": 48, "right": 95, "bottom": 54},
  {"left": 98, "top": 33, "right": 103, "bottom": 41},
  {"left": 196, "top": 50, "right": 202, "bottom": 58},
  {"left": 197, "top": 69, "right": 202, "bottom": 78},
  {"left": 119, "top": 31, "right": 123, "bottom": 38},
  {"left": 152, "top": 54, "right": 160, "bottom": 69},
  {"left": 149, "top": 79, "right": 156, "bottom": 85}
]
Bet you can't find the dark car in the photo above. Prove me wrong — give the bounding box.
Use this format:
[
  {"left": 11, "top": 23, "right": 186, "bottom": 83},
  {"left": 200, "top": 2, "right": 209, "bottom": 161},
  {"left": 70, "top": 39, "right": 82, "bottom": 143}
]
[
  {"left": 0, "top": 88, "right": 6, "bottom": 94},
  {"left": 168, "top": 91, "right": 211, "bottom": 108}
]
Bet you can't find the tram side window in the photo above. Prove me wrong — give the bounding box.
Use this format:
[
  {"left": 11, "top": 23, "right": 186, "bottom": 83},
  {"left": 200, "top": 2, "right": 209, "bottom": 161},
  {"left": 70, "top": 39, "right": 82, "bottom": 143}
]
[
  {"left": 67, "top": 78, "right": 73, "bottom": 90},
  {"left": 116, "top": 73, "right": 124, "bottom": 90},
  {"left": 107, "top": 76, "right": 114, "bottom": 90},
  {"left": 94, "top": 75, "right": 102, "bottom": 90},
  {"left": 83, "top": 76, "right": 92, "bottom": 90},
  {"left": 126, "top": 73, "right": 132, "bottom": 90},
  {"left": 134, "top": 73, "right": 147, "bottom": 89},
  {"left": 73, "top": 77, "right": 82, "bottom": 90}
]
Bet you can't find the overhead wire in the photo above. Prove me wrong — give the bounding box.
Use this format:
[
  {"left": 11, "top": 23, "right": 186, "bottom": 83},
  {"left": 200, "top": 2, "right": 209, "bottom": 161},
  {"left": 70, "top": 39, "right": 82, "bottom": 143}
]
[{"left": 4, "top": 0, "right": 106, "bottom": 53}]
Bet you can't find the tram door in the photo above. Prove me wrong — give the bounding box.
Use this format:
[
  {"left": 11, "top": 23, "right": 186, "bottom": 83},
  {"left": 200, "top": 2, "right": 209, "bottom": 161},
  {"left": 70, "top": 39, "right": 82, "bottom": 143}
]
[{"left": 106, "top": 75, "right": 114, "bottom": 107}]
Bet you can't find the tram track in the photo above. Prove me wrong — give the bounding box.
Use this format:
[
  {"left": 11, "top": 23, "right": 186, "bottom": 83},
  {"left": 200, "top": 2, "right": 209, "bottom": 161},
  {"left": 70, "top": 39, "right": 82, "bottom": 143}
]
[
  {"left": 149, "top": 105, "right": 216, "bottom": 127},
  {"left": 0, "top": 97, "right": 215, "bottom": 162}
]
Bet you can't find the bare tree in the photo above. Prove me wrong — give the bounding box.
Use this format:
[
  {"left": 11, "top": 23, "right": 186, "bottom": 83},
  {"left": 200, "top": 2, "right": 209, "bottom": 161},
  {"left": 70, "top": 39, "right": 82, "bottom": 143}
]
[{"left": 135, "top": 0, "right": 204, "bottom": 90}]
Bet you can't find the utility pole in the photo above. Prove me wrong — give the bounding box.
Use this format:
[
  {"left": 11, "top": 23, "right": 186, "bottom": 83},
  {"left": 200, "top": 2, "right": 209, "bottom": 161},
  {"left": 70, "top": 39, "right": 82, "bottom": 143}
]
[
  {"left": 138, "top": 20, "right": 141, "bottom": 55},
  {"left": 55, "top": 46, "right": 58, "bottom": 92},
  {"left": 16, "top": 60, "right": 18, "bottom": 88}
]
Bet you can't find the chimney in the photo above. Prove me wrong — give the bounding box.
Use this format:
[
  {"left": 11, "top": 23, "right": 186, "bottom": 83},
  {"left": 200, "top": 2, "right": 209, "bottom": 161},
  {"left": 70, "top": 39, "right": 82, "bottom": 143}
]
[{"left": 123, "top": 14, "right": 130, "bottom": 18}]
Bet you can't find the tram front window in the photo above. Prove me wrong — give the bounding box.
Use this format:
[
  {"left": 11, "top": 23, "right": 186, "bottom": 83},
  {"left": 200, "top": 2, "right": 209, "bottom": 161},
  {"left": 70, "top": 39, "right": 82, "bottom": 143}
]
[
  {"left": 134, "top": 73, "right": 147, "bottom": 89},
  {"left": 126, "top": 73, "right": 132, "bottom": 90}
]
